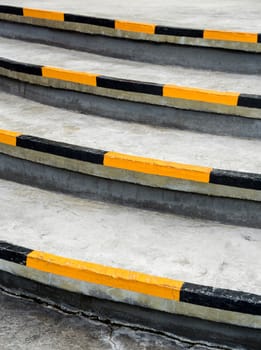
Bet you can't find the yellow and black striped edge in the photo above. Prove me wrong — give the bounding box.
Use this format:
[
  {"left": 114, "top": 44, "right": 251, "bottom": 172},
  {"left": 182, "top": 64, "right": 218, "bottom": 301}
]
[
  {"left": 1, "top": 57, "right": 261, "bottom": 110},
  {"left": 0, "top": 5, "right": 260, "bottom": 44},
  {"left": 0, "top": 129, "right": 260, "bottom": 190},
  {"left": 0, "top": 241, "right": 260, "bottom": 315}
]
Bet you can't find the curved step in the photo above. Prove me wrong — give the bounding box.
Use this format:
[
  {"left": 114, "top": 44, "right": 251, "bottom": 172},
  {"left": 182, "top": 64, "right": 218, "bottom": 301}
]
[
  {"left": 0, "top": 3, "right": 260, "bottom": 347},
  {"left": 0, "top": 178, "right": 260, "bottom": 349},
  {"left": 0, "top": 2, "right": 261, "bottom": 73},
  {"left": 0, "top": 93, "right": 260, "bottom": 227},
  {"left": 0, "top": 92, "right": 260, "bottom": 174},
  {"left": 0, "top": 38, "right": 261, "bottom": 138}
]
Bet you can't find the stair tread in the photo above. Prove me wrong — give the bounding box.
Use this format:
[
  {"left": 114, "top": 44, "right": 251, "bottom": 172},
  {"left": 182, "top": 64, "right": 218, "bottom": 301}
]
[
  {"left": 1, "top": 177, "right": 260, "bottom": 294},
  {"left": 1, "top": 92, "right": 261, "bottom": 173},
  {"left": 1, "top": 37, "right": 261, "bottom": 94},
  {"left": 2, "top": 0, "right": 261, "bottom": 32}
]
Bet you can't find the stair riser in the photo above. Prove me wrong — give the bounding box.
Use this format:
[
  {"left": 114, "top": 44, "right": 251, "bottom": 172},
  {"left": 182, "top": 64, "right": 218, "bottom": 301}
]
[
  {"left": 1, "top": 20, "right": 261, "bottom": 74},
  {"left": 1, "top": 74, "right": 261, "bottom": 139},
  {"left": 0, "top": 152, "right": 260, "bottom": 228}
]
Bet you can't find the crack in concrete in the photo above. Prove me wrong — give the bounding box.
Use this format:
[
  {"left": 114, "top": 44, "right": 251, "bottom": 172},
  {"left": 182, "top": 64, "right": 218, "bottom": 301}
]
[
  {"left": 108, "top": 325, "right": 120, "bottom": 350},
  {"left": 0, "top": 285, "right": 233, "bottom": 350}
]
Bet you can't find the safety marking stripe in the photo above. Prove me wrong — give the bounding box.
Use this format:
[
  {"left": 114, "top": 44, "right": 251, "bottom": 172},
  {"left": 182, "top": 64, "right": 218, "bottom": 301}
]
[
  {"left": 0, "top": 242, "right": 260, "bottom": 315},
  {"left": 0, "top": 5, "right": 259, "bottom": 43}
]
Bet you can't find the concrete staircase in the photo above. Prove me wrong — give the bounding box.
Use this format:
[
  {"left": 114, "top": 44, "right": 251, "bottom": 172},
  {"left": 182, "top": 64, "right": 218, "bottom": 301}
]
[{"left": 0, "top": 1, "right": 260, "bottom": 349}]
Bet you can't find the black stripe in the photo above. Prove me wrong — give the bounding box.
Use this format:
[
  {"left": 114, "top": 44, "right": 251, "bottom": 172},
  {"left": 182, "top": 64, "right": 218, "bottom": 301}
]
[
  {"left": 64, "top": 13, "right": 115, "bottom": 28},
  {"left": 0, "top": 241, "right": 32, "bottom": 265},
  {"left": 181, "top": 282, "right": 261, "bottom": 315},
  {"left": 238, "top": 94, "right": 261, "bottom": 109},
  {"left": 16, "top": 135, "right": 106, "bottom": 165},
  {"left": 0, "top": 5, "right": 23, "bottom": 16},
  {"left": 258, "top": 34, "right": 261, "bottom": 43},
  {"left": 97, "top": 76, "right": 163, "bottom": 95},
  {"left": 0, "top": 57, "right": 42, "bottom": 76},
  {"left": 155, "top": 25, "right": 203, "bottom": 38},
  {"left": 210, "top": 169, "right": 261, "bottom": 190}
]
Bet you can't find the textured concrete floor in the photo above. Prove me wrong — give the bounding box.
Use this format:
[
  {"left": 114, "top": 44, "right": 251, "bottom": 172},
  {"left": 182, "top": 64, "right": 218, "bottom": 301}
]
[
  {"left": 0, "top": 2, "right": 259, "bottom": 348},
  {"left": 0, "top": 290, "right": 223, "bottom": 350},
  {"left": 1, "top": 178, "right": 260, "bottom": 294},
  {"left": 1, "top": 92, "right": 261, "bottom": 173},
  {"left": 2, "top": 0, "right": 261, "bottom": 31},
  {"left": 1, "top": 37, "right": 261, "bottom": 93}
]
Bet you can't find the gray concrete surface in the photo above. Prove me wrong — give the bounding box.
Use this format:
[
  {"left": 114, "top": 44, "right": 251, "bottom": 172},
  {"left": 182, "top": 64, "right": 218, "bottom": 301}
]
[
  {"left": 0, "top": 290, "right": 225, "bottom": 350},
  {"left": 0, "top": 3, "right": 259, "bottom": 345},
  {"left": 1, "top": 152, "right": 260, "bottom": 227},
  {"left": 1, "top": 178, "right": 260, "bottom": 294},
  {"left": 1, "top": 21, "right": 261, "bottom": 76},
  {"left": 2, "top": 0, "right": 261, "bottom": 32},
  {"left": 1, "top": 76, "right": 261, "bottom": 139},
  {"left": 1, "top": 272, "right": 260, "bottom": 349},
  {"left": 1, "top": 92, "right": 261, "bottom": 173},
  {"left": 1, "top": 37, "right": 261, "bottom": 94}
]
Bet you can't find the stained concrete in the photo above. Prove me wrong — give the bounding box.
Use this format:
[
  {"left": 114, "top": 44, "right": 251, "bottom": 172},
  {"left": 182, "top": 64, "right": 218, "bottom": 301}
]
[
  {"left": 2, "top": 269, "right": 261, "bottom": 347},
  {"left": 1, "top": 37, "right": 261, "bottom": 94},
  {"left": 1, "top": 290, "right": 215, "bottom": 350},
  {"left": 2, "top": 0, "right": 261, "bottom": 32},
  {"left": 1, "top": 178, "right": 260, "bottom": 294},
  {"left": 0, "top": 92, "right": 261, "bottom": 173}
]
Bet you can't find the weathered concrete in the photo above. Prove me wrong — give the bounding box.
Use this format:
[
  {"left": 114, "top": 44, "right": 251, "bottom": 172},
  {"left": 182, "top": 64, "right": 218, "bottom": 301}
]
[
  {"left": 1, "top": 37, "right": 261, "bottom": 139},
  {"left": 0, "top": 176, "right": 261, "bottom": 336},
  {"left": 1, "top": 37, "right": 261, "bottom": 94},
  {"left": 2, "top": 141, "right": 260, "bottom": 203},
  {"left": 1, "top": 13, "right": 260, "bottom": 55},
  {"left": 3, "top": 288, "right": 256, "bottom": 350},
  {"left": 1, "top": 178, "right": 260, "bottom": 292},
  {"left": 2, "top": 0, "right": 261, "bottom": 32},
  {"left": 1, "top": 290, "right": 207, "bottom": 350},
  {"left": 1, "top": 20, "right": 261, "bottom": 74},
  {"left": 0, "top": 92, "right": 260, "bottom": 173},
  {"left": 1, "top": 1, "right": 261, "bottom": 344},
  {"left": 3, "top": 66, "right": 260, "bottom": 121},
  {"left": 0, "top": 92, "right": 260, "bottom": 227},
  {"left": 1, "top": 153, "right": 260, "bottom": 227},
  {"left": 2, "top": 75, "right": 260, "bottom": 139},
  {"left": 0, "top": 282, "right": 260, "bottom": 350}
]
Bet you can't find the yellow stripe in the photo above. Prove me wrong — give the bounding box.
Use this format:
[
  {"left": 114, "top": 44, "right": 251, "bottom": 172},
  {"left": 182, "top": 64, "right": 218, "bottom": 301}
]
[
  {"left": 204, "top": 30, "right": 258, "bottom": 43},
  {"left": 115, "top": 20, "right": 155, "bottom": 34},
  {"left": 27, "top": 251, "right": 183, "bottom": 301},
  {"left": 42, "top": 66, "right": 98, "bottom": 86},
  {"left": 163, "top": 85, "right": 239, "bottom": 106},
  {"left": 104, "top": 152, "right": 212, "bottom": 183},
  {"left": 0, "top": 129, "right": 21, "bottom": 146},
  {"left": 23, "top": 8, "right": 64, "bottom": 21}
]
